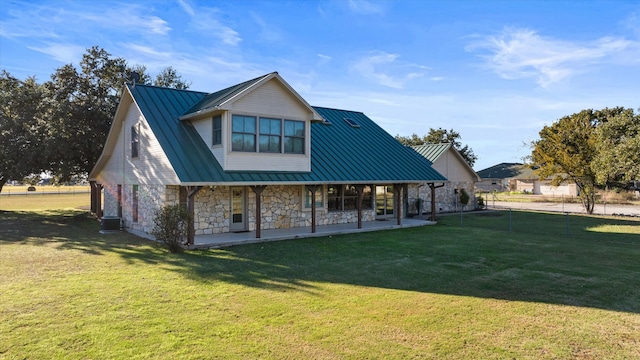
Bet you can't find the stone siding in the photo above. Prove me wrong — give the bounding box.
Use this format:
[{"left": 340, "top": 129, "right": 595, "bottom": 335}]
[{"left": 408, "top": 182, "right": 476, "bottom": 214}]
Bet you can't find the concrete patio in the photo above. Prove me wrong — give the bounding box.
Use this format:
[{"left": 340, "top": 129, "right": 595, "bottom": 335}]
[{"left": 189, "top": 217, "right": 436, "bottom": 249}]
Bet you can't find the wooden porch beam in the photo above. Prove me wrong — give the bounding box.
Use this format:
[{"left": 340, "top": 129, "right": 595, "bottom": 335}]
[
  {"left": 306, "top": 185, "right": 321, "bottom": 233},
  {"left": 354, "top": 185, "right": 366, "bottom": 229},
  {"left": 250, "top": 185, "right": 267, "bottom": 238},
  {"left": 185, "top": 186, "right": 202, "bottom": 245},
  {"left": 428, "top": 182, "right": 446, "bottom": 222}
]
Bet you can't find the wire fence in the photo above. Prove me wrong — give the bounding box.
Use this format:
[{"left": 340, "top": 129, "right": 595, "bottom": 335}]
[
  {"left": 0, "top": 187, "right": 90, "bottom": 197},
  {"left": 436, "top": 207, "right": 640, "bottom": 244}
]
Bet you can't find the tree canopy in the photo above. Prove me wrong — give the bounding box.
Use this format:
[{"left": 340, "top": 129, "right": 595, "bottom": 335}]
[
  {"left": 395, "top": 128, "right": 478, "bottom": 167},
  {"left": 0, "top": 46, "right": 190, "bottom": 192},
  {"left": 531, "top": 107, "right": 639, "bottom": 214}
]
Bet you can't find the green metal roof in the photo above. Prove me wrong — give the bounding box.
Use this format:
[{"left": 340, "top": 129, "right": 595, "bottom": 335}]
[
  {"left": 476, "top": 163, "right": 536, "bottom": 179},
  {"left": 411, "top": 143, "right": 451, "bottom": 163},
  {"left": 127, "top": 81, "right": 446, "bottom": 185},
  {"left": 181, "top": 73, "right": 273, "bottom": 117}
]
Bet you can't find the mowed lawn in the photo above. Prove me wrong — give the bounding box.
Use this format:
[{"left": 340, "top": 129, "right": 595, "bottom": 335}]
[{"left": 1, "top": 199, "right": 639, "bottom": 359}]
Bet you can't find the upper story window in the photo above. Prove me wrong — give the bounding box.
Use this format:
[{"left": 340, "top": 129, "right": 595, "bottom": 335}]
[
  {"left": 259, "top": 118, "right": 281, "bottom": 153},
  {"left": 231, "top": 114, "right": 305, "bottom": 154},
  {"left": 131, "top": 124, "right": 139, "bottom": 158},
  {"left": 212, "top": 115, "right": 222, "bottom": 146},
  {"left": 231, "top": 115, "right": 256, "bottom": 152},
  {"left": 284, "top": 120, "right": 305, "bottom": 154}
]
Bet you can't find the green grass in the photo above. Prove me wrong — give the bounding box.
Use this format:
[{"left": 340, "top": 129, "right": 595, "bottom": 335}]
[
  {"left": 0, "top": 193, "right": 90, "bottom": 211},
  {"left": 1, "top": 209, "right": 639, "bottom": 359}
]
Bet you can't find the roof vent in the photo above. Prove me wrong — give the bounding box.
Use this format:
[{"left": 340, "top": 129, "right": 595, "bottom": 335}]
[{"left": 343, "top": 118, "right": 360, "bottom": 128}]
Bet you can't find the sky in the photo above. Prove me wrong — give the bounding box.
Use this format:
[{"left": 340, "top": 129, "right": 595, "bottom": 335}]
[{"left": 1, "top": 0, "right": 639, "bottom": 171}]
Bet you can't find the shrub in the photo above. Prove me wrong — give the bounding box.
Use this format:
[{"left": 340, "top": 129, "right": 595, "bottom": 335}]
[
  {"left": 459, "top": 188, "right": 470, "bottom": 206},
  {"left": 151, "top": 204, "right": 191, "bottom": 253},
  {"left": 476, "top": 196, "right": 485, "bottom": 209}
]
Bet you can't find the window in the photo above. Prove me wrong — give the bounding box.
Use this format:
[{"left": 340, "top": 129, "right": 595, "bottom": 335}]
[
  {"left": 259, "top": 117, "right": 281, "bottom": 153},
  {"left": 212, "top": 115, "right": 222, "bottom": 146},
  {"left": 327, "top": 185, "right": 372, "bottom": 211},
  {"left": 284, "top": 120, "right": 305, "bottom": 154},
  {"left": 231, "top": 114, "right": 305, "bottom": 154},
  {"left": 232, "top": 115, "right": 256, "bottom": 152},
  {"left": 132, "top": 185, "right": 139, "bottom": 222},
  {"left": 303, "top": 186, "right": 324, "bottom": 209},
  {"left": 131, "top": 124, "right": 139, "bottom": 158},
  {"left": 343, "top": 118, "right": 360, "bottom": 128}
]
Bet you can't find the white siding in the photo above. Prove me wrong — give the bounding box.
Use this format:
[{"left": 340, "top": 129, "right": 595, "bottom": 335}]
[
  {"left": 432, "top": 149, "right": 476, "bottom": 183},
  {"left": 231, "top": 79, "right": 311, "bottom": 119},
  {"left": 192, "top": 117, "right": 212, "bottom": 147},
  {"left": 125, "top": 105, "right": 180, "bottom": 185},
  {"left": 224, "top": 78, "right": 312, "bottom": 172}
]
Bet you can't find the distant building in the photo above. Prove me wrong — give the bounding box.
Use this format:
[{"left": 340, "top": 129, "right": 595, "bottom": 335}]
[{"left": 476, "top": 163, "right": 577, "bottom": 196}]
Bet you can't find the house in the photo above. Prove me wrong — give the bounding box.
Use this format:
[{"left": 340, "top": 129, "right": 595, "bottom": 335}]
[
  {"left": 410, "top": 143, "right": 480, "bottom": 215},
  {"left": 476, "top": 162, "right": 577, "bottom": 196},
  {"left": 88, "top": 72, "right": 446, "bottom": 244}
]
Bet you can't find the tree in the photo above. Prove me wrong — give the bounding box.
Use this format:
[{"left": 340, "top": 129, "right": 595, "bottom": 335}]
[
  {"left": 532, "top": 109, "right": 601, "bottom": 214},
  {"left": 592, "top": 108, "right": 640, "bottom": 186},
  {"left": 44, "top": 47, "right": 129, "bottom": 182},
  {"left": 0, "top": 71, "right": 49, "bottom": 193},
  {"left": 395, "top": 128, "right": 478, "bottom": 167},
  {"left": 154, "top": 66, "right": 191, "bottom": 89}
]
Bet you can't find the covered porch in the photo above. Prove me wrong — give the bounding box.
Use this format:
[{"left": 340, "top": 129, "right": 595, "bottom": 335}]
[{"left": 190, "top": 216, "right": 435, "bottom": 249}]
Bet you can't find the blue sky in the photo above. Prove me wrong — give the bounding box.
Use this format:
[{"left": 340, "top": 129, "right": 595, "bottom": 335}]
[{"left": 1, "top": 0, "right": 639, "bottom": 171}]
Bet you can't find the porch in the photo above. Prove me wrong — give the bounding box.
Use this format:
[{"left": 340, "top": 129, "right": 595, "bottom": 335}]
[{"left": 190, "top": 217, "right": 436, "bottom": 249}]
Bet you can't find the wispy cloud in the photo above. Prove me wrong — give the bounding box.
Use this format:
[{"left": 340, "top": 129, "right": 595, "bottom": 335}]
[
  {"left": 347, "top": 0, "right": 385, "bottom": 15},
  {"left": 27, "top": 43, "right": 86, "bottom": 64},
  {"left": 466, "top": 27, "right": 635, "bottom": 87},
  {"left": 179, "top": 4, "right": 241, "bottom": 46},
  {"left": 352, "top": 51, "right": 425, "bottom": 88}
]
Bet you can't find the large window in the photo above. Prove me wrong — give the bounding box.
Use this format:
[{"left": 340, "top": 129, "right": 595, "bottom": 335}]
[
  {"left": 232, "top": 115, "right": 256, "bottom": 152},
  {"left": 131, "top": 124, "right": 139, "bottom": 158},
  {"left": 328, "top": 185, "right": 372, "bottom": 211},
  {"left": 259, "top": 117, "right": 282, "bottom": 153},
  {"left": 284, "top": 120, "right": 305, "bottom": 154},
  {"left": 231, "top": 114, "right": 305, "bottom": 154},
  {"left": 212, "top": 115, "right": 222, "bottom": 146}
]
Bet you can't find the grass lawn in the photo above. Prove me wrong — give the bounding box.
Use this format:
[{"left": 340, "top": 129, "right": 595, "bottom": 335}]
[
  {"left": 0, "top": 192, "right": 90, "bottom": 211},
  {"left": 1, "top": 208, "right": 639, "bottom": 359}
]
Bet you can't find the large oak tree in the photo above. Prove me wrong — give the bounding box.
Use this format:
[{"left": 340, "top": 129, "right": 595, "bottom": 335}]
[{"left": 0, "top": 46, "right": 190, "bottom": 192}]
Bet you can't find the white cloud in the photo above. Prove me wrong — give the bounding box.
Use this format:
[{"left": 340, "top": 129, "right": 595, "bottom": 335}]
[
  {"left": 182, "top": 6, "right": 241, "bottom": 46},
  {"left": 466, "top": 27, "right": 636, "bottom": 87},
  {"left": 351, "top": 51, "right": 425, "bottom": 89},
  {"left": 27, "top": 43, "right": 86, "bottom": 64},
  {"left": 347, "top": 0, "right": 385, "bottom": 15}
]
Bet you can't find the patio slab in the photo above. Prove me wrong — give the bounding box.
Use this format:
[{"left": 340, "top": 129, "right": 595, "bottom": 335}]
[{"left": 190, "top": 217, "right": 436, "bottom": 249}]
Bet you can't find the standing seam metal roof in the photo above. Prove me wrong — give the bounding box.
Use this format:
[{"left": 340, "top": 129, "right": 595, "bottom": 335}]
[{"left": 127, "top": 83, "right": 446, "bottom": 184}]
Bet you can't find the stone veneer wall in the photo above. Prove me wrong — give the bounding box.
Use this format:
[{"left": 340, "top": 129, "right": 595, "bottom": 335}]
[
  {"left": 190, "top": 185, "right": 376, "bottom": 236},
  {"left": 116, "top": 184, "right": 166, "bottom": 234},
  {"left": 407, "top": 182, "right": 476, "bottom": 214}
]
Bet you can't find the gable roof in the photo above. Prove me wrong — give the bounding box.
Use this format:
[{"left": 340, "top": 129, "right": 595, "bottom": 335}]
[
  {"left": 179, "top": 72, "right": 323, "bottom": 122},
  {"left": 412, "top": 143, "right": 450, "bottom": 163},
  {"left": 412, "top": 143, "right": 480, "bottom": 181},
  {"left": 476, "top": 163, "right": 536, "bottom": 180},
  {"left": 95, "top": 77, "right": 446, "bottom": 185}
]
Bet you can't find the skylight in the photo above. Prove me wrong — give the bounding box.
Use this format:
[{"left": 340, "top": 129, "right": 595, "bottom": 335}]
[{"left": 343, "top": 118, "right": 360, "bottom": 128}]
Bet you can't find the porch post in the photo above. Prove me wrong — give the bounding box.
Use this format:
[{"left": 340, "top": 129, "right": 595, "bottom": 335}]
[
  {"left": 396, "top": 184, "right": 402, "bottom": 226},
  {"left": 90, "top": 181, "right": 97, "bottom": 214},
  {"left": 306, "top": 185, "right": 321, "bottom": 233},
  {"left": 94, "top": 183, "right": 103, "bottom": 219},
  {"left": 354, "top": 185, "right": 366, "bottom": 229},
  {"left": 250, "top": 185, "right": 267, "bottom": 238},
  {"left": 428, "top": 183, "right": 446, "bottom": 222},
  {"left": 185, "top": 186, "right": 202, "bottom": 245}
]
